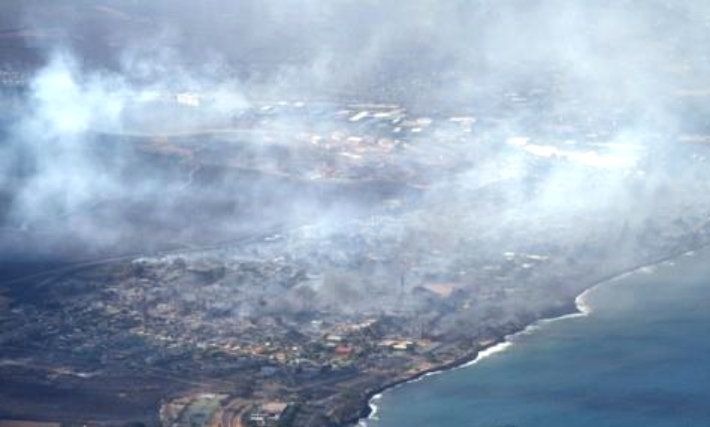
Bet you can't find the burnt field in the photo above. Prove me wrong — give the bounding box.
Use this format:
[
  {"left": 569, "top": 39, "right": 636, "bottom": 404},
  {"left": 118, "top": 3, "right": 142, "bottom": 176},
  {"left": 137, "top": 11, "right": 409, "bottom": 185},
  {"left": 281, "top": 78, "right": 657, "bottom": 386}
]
[
  {"left": 0, "top": 375, "right": 175, "bottom": 426},
  {"left": 0, "top": 128, "right": 421, "bottom": 264}
]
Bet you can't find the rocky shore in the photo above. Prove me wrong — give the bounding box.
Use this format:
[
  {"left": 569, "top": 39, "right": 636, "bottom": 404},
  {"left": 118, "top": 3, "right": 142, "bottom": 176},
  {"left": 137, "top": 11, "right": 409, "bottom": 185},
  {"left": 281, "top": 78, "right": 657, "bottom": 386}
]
[{"left": 348, "top": 242, "right": 710, "bottom": 427}]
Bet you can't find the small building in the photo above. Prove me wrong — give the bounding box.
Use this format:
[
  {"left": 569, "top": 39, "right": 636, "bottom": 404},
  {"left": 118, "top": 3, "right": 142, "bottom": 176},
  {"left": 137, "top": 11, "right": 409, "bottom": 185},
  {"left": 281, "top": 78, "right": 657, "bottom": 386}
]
[
  {"left": 334, "top": 345, "right": 355, "bottom": 357},
  {"left": 392, "top": 341, "right": 414, "bottom": 352},
  {"left": 250, "top": 402, "right": 289, "bottom": 425},
  {"left": 379, "top": 339, "right": 415, "bottom": 352},
  {"left": 415, "top": 282, "right": 459, "bottom": 298},
  {"left": 325, "top": 334, "right": 344, "bottom": 343}
]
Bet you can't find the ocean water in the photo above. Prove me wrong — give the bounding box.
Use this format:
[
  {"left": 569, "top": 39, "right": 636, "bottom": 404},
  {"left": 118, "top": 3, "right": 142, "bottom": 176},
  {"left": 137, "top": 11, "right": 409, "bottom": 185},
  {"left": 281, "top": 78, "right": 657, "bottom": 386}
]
[{"left": 366, "top": 247, "right": 710, "bottom": 427}]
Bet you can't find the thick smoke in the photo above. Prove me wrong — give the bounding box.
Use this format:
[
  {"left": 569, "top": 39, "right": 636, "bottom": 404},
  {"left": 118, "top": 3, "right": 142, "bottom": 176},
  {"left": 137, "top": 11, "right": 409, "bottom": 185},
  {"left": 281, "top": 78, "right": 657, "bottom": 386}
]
[
  {"left": 0, "top": 47, "right": 256, "bottom": 258},
  {"left": 2, "top": 0, "right": 710, "bottom": 268}
]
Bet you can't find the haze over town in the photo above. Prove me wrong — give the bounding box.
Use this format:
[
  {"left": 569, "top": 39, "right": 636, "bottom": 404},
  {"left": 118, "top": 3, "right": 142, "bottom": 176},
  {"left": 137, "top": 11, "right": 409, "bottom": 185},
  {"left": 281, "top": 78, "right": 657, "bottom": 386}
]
[{"left": 2, "top": 1, "right": 710, "bottom": 427}]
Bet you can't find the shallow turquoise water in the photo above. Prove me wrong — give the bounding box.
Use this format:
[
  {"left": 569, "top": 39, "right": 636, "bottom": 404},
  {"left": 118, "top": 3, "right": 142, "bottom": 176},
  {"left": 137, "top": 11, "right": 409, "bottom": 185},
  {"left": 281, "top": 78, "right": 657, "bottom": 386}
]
[{"left": 368, "top": 248, "right": 710, "bottom": 427}]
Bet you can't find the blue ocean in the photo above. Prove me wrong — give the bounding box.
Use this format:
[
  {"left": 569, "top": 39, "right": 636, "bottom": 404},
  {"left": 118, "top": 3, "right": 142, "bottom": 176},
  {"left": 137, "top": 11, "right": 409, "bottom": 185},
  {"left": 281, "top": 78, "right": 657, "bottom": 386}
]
[{"left": 367, "top": 247, "right": 710, "bottom": 427}]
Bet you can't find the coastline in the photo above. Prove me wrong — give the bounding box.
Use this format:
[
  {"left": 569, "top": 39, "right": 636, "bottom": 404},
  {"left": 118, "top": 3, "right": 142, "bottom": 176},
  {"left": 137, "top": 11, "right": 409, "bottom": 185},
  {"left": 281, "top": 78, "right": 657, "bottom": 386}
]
[{"left": 354, "top": 244, "right": 707, "bottom": 427}]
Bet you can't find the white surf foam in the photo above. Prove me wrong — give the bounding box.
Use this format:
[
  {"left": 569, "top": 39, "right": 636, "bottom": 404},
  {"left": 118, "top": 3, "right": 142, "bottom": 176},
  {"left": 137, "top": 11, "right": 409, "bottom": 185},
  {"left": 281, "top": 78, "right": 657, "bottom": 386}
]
[
  {"left": 462, "top": 341, "right": 513, "bottom": 368},
  {"left": 358, "top": 250, "right": 700, "bottom": 426}
]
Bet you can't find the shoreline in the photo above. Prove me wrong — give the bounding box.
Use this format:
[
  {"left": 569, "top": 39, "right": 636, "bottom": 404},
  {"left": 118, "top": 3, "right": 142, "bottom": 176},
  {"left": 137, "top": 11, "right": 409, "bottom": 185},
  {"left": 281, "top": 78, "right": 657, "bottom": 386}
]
[{"left": 354, "top": 243, "right": 707, "bottom": 427}]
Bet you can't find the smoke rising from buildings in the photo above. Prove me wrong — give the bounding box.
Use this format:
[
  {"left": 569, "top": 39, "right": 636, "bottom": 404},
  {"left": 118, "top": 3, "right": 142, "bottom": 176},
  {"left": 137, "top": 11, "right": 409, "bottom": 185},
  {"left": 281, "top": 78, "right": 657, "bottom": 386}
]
[
  {"left": 6, "top": 5, "right": 710, "bottom": 425},
  {"left": 2, "top": 0, "right": 710, "bottom": 269}
]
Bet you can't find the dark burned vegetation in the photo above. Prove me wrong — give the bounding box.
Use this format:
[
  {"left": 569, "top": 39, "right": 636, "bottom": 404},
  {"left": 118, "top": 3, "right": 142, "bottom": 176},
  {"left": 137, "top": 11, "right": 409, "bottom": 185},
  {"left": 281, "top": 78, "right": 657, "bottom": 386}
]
[{"left": 4, "top": 1, "right": 710, "bottom": 426}]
